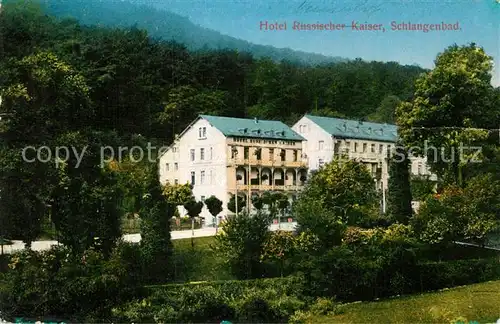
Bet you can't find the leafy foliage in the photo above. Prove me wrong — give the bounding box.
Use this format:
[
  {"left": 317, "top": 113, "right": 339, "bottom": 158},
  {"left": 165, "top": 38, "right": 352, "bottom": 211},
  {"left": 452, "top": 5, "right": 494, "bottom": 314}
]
[
  {"left": 0, "top": 245, "right": 142, "bottom": 322},
  {"left": 227, "top": 194, "right": 246, "bottom": 214},
  {"left": 294, "top": 157, "right": 378, "bottom": 229},
  {"left": 412, "top": 174, "right": 500, "bottom": 245},
  {"left": 396, "top": 43, "right": 500, "bottom": 185},
  {"left": 261, "top": 231, "right": 296, "bottom": 277},
  {"left": 411, "top": 175, "right": 437, "bottom": 200},
  {"left": 213, "top": 212, "right": 271, "bottom": 279}
]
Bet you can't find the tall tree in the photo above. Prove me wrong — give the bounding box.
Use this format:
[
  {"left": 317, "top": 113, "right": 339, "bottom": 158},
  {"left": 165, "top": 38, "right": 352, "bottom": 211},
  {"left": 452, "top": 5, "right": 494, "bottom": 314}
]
[
  {"left": 387, "top": 144, "right": 413, "bottom": 224},
  {"left": 140, "top": 162, "right": 174, "bottom": 283},
  {"left": 396, "top": 43, "right": 497, "bottom": 186}
]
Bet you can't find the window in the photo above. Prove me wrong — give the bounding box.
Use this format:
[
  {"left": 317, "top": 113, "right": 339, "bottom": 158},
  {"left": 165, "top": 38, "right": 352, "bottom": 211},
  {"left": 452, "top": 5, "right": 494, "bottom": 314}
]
[
  {"left": 244, "top": 147, "right": 249, "bottom": 159},
  {"left": 174, "top": 179, "right": 178, "bottom": 185},
  {"left": 363, "top": 143, "right": 367, "bottom": 153},
  {"left": 201, "top": 196, "right": 205, "bottom": 202},
  {"left": 269, "top": 148, "right": 274, "bottom": 161},
  {"left": 190, "top": 149, "right": 195, "bottom": 161},
  {"left": 344, "top": 141, "right": 350, "bottom": 153},
  {"left": 387, "top": 145, "right": 392, "bottom": 154},
  {"left": 191, "top": 171, "right": 195, "bottom": 185},
  {"left": 280, "top": 149, "right": 286, "bottom": 161},
  {"left": 417, "top": 163, "right": 422, "bottom": 175},
  {"left": 318, "top": 158, "right": 325, "bottom": 168},
  {"left": 371, "top": 144, "right": 376, "bottom": 153},
  {"left": 210, "top": 170, "right": 214, "bottom": 184},
  {"left": 166, "top": 163, "right": 169, "bottom": 171},
  {"left": 201, "top": 170, "right": 205, "bottom": 184},
  {"left": 174, "top": 162, "right": 178, "bottom": 170},
  {"left": 354, "top": 142, "right": 358, "bottom": 152},
  {"left": 333, "top": 141, "right": 341, "bottom": 153},
  {"left": 299, "top": 124, "right": 307, "bottom": 133},
  {"left": 379, "top": 144, "right": 384, "bottom": 154},
  {"left": 318, "top": 140, "right": 324, "bottom": 150},
  {"left": 293, "top": 150, "right": 298, "bottom": 161},
  {"left": 172, "top": 147, "right": 177, "bottom": 153},
  {"left": 200, "top": 148, "right": 205, "bottom": 160},
  {"left": 198, "top": 127, "right": 207, "bottom": 139},
  {"left": 210, "top": 147, "right": 213, "bottom": 160}
]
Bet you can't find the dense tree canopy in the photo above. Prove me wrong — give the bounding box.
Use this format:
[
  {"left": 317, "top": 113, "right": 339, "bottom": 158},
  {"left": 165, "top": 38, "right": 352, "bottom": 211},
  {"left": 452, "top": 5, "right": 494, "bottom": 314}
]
[{"left": 396, "top": 44, "right": 500, "bottom": 186}]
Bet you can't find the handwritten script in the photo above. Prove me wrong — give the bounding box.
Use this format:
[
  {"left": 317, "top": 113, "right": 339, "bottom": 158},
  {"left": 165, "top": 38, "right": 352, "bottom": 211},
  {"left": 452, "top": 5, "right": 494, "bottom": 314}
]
[{"left": 295, "top": 0, "right": 384, "bottom": 16}]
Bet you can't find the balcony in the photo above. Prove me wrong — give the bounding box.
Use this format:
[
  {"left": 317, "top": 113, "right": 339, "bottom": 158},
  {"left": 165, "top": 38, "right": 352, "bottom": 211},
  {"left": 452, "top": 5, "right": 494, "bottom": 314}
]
[{"left": 227, "top": 158, "right": 307, "bottom": 168}]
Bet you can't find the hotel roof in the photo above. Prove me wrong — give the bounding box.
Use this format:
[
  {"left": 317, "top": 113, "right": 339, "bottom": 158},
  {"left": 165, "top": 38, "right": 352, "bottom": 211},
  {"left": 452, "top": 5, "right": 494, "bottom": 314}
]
[
  {"left": 305, "top": 114, "right": 398, "bottom": 142},
  {"left": 200, "top": 115, "right": 304, "bottom": 141}
]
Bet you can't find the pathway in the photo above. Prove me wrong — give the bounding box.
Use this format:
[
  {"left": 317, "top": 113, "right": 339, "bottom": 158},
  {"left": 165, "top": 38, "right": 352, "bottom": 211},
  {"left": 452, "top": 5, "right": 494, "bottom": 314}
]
[{"left": 0, "top": 222, "right": 297, "bottom": 254}]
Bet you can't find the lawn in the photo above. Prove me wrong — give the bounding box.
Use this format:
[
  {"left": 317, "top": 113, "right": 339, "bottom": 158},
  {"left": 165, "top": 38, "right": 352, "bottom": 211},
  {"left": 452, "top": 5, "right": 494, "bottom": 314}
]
[
  {"left": 312, "top": 280, "right": 500, "bottom": 323},
  {"left": 171, "top": 236, "right": 234, "bottom": 282}
]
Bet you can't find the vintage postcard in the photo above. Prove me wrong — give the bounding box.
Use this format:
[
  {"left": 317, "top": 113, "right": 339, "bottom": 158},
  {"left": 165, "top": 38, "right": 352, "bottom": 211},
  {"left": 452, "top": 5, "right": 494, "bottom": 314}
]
[{"left": 0, "top": 0, "right": 499, "bottom": 323}]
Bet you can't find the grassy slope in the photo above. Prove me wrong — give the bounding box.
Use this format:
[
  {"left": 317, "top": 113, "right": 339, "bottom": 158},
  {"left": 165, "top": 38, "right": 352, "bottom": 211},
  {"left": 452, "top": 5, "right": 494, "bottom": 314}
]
[
  {"left": 313, "top": 280, "right": 500, "bottom": 323},
  {"left": 171, "top": 236, "right": 234, "bottom": 282}
]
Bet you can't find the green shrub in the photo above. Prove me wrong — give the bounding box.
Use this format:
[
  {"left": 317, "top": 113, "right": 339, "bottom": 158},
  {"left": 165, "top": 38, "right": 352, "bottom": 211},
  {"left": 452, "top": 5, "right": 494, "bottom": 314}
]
[
  {"left": 236, "top": 292, "right": 274, "bottom": 322},
  {"left": 414, "top": 258, "right": 500, "bottom": 292},
  {"left": 115, "top": 277, "right": 305, "bottom": 323},
  {"left": 289, "top": 310, "right": 313, "bottom": 324},
  {"left": 0, "top": 245, "right": 142, "bottom": 322},
  {"left": 308, "top": 297, "right": 342, "bottom": 316}
]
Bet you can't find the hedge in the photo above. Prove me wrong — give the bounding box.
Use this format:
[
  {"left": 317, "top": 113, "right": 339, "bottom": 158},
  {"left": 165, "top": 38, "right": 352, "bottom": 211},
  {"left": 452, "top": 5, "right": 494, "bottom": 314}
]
[
  {"left": 113, "top": 276, "right": 306, "bottom": 323},
  {"left": 300, "top": 254, "right": 500, "bottom": 301}
]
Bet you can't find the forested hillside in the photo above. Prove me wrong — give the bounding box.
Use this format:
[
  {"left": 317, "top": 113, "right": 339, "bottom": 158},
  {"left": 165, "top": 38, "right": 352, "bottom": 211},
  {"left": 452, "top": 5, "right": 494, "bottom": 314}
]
[
  {"left": 41, "top": 0, "right": 346, "bottom": 65},
  {"left": 0, "top": 0, "right": 425, "bottom": 144}
]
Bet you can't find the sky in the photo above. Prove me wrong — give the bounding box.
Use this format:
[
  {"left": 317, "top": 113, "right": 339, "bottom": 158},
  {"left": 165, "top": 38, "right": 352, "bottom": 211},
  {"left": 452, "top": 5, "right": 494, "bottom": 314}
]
[{"left": 147, "top": 0, "right": 500, "bottom": 86}]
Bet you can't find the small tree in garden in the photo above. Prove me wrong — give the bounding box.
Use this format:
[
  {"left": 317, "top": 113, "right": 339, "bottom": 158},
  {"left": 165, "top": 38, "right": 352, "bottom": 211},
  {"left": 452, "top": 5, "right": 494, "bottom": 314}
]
[
  {"left": 183, "top": 199, "right": 204, "bottom": 248},
  {"left": 277, "top": 194, "right": 289, "bottom": 224},
  {"left": 296, "top": 156, "right": 377, "bottom": 226},
  {"left": 293, "top": 196, "right": 346, "bottom": 249},
  {"left": 163, "top": 183, "right": 193, "bottom": 206},
  {"left": 227, "top": 194, "right": 245, "bottom": 214},
  {"left": 204, "top": 195, "right": 223, "bottom": 233},
  {"left": 212, "top": 211, "right": 271, "bottom": 279},
  {"left": 251, "top": 195, "right": 264, "bottom": 212},
  {"left": 261, "top": 230, "right": 296, "bottom": 277}
]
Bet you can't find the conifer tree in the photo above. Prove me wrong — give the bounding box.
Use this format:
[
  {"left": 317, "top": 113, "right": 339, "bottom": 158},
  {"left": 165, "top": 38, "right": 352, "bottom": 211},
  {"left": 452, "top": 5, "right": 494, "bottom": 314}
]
[{"left": 387, "top": 144, "right": 413, "bottom": 224}]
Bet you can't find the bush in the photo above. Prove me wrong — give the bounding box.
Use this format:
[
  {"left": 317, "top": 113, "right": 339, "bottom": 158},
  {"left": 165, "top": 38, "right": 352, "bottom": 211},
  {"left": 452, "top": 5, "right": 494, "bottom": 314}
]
[
  {"left": 414, "top": 258, "right": 500, "bottom": 292},
  {"left": 114, "top": 277, "right": 305, "bottom": 323},
  {"left": 289, "top": 310, "right": 313, "bottom": 324},
  {"left": 236, "top": 292, "right": 274, "bottom": 322},
  {"left": 297, "top": 239, "right": 500, "bottom": 302},
  {"left": 308, "top": 297, "right": 342, "bottom": 316},
  {"left": 0, "top": 245, "right": 142, "bottom": 322},
  {"left": 212, "top": 212, "right": 271, "bottom": 279}
]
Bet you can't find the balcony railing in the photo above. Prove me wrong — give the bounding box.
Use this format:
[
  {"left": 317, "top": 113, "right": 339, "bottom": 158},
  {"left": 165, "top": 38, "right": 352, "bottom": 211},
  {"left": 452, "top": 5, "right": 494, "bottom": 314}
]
[
  {"left": 228, "top": 158, "right": 307, "bottom": 168},
  {"left": 235, "top": 183, "right": 305, "bottom": 191}
]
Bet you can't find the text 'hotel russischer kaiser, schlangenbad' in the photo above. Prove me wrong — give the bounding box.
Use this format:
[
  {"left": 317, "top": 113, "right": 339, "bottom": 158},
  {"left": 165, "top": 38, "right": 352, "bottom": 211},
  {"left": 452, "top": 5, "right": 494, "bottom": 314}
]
[{"left": 259, "top": 20, "right": 461, "bottom": 32}]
